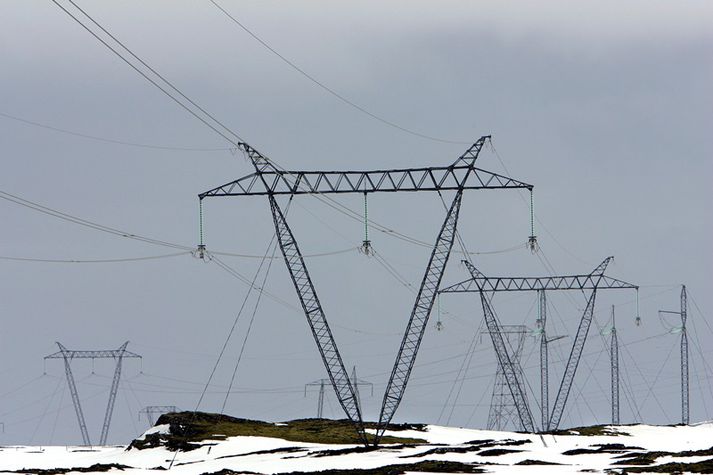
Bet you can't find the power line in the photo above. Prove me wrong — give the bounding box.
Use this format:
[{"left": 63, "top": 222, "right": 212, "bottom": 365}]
[
  {"left": 220, "top": 238, "right": 280, "bottom": 413},
  {"left": 207, "top": 0, "right": 470, "bottom": 145},
  {"left": 0, "top": 189, "right": 190, "bottom": 250},
  {"left": 0, "top": 188, "right": 356, "bottom": 260},
  {"left": 0, "top": 252, "right": 190, "bottom": 264},
  {"left": 52, "top": 0, "right": 245, "bottom": 147},
  {"left": 50, "top": 1, "right": 526, "bottom": 257},
  {"left": 0, "top": 110, "right": 231, "bottom": 152}
]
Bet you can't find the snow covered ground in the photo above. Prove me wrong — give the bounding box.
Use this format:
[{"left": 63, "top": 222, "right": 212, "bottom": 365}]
[{"left": 1, "top": 421, "right": 712, "bottom": 474}]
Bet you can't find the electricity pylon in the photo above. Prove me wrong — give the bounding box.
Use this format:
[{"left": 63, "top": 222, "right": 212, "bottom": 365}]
[
  {"left": 534, "top": 290, "right": 566, "bottom": 432},
  {"left": 659, "top": 285, "right": 689, "bottom": 425},
  {"left": 603, "top": 305, "right": 620, "bottom": 425},
  {"left": 305, "top": 379, "right": 327, "bottom": 418},
  {"left": 201, "top": 136, "right": 532, "bottom": 444},
  {"left": 483, "top": 325, "right": 529, "bottom": 431},
  {"left": 139, "top": 406, "right": 179, "bottom": 426},
  {"left": 306, "top": 367, "right": 373, "bottom": 418},
  {"left": 440, "top": 257, "right": 638, "bottom": 431},
  {"left": 44, "top": 342, "right": 141, "bottom": 445}
]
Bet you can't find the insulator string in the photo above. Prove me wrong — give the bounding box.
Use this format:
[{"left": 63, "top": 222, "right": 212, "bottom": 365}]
[{"left": 199, "top": 199, "right": 205, "bottom": 248}]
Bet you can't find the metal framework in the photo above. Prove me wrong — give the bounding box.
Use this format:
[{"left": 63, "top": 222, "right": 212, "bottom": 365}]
[
  {"left": 609, "top": 305, "right": 620, "bottom": 425},
  {"left": 483, "top": 325, "right": 530, "bottom": 431},
  {"left": 305, "top": 379, "right": 327, "bottom": 419},
  {"left": 464, "top": 261, "right": 536, "bottom": 433},
  {"left": 305, "top": 368, "right": 373, "bottom": 419},
  {"left": 440, "top": 257, "right": 638, "bottom": 431},
  {"left": 351, "top": 366, "right": 374, "bottom": 415},
  {"left": 659, "top": 285, "right": 689, "bottom": 425},
  {"left": 538, "top": 291, "right": 548, "bottom": 432},
  {"left": 201, "top": 137, "right": 532, "bottom": 445},
  {"left": 139, "top": 406, "right": 179, "bottom": 426},
  {"left": 45, "top": 342, "right": 141, "bottom": 445},
  {"left": 534, "top": 290, "right": 566, "bottom": 431}
]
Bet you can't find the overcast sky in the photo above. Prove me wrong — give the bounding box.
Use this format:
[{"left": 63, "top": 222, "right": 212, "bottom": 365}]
[{"left": 0, "top": 0, "right": 711, "bottom": 446}]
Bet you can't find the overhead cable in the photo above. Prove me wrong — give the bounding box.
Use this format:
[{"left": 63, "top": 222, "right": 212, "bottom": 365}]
[
  {"left": 207, "top": 0, "right": 470, "bottom": 145},
  {"left": 0, "top": 252, "right": 190, "bottom": 264},
  {"left": 50, "top": 1, "right": 523, "bottom": 256},
  {"left": 0, "top": 110, "right": 231, "bottom": 152}
]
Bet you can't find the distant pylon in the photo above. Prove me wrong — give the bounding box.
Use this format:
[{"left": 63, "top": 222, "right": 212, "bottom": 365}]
[
  {"left": 306, "top": 368, "right": 373, "bottom": 419},
  {"left": 139, "top": 406, "right": 179, "bottom": 426},
  {"left": 44, "top": 342, "right": 141, "bottom": 445},
  {"left": 485, "top": 325, "right": 528, "bottom": 431}
]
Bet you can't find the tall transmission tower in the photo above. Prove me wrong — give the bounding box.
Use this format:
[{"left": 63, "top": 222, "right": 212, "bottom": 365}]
[
  {"left": 440, "top": 257, "right": 638, "bottom": 432},
  {"left": 484, "top": 325, "right": 529, "bottom": 431},
  {"left": 200, "top": 136, "right": 532, "bottom": 445},
  {"left": 537, "top": 290, "right": 548, "bottom": 432},
  {"left": 659, "top": 285, "right": 689, "bottom": 425},
  {"left": 44, "top": 342, "right": 141, "bottom": 445},
  {"left": 305, "top": 368, "right": 373, "bottom": 419},
  {"left": 139, "top": 406, "right": 179, "bottom": 426},
  {"left": 608, "top": 305, "right": 620, "bottom": 425},
  {"left": 534, "top": 291, "right": 566, "bottom": 432}
]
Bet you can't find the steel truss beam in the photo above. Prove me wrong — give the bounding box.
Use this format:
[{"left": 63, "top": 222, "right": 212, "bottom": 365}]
[
  {"left": 199, "top": 139, "right": 531, "bottom": 198},
  {"left": 484, "top": 325, "right": 529, "bottom": 431},
  {"left": 269, "top": 194, "right": 366, "bottom": 443},
  {"left": 376, "top": 190, "right": 464, "bottom": 443},
  {"left": 464, "top": 261, "right": 536, "bottom": 433},
  {"left": 439, "top": 257, "right": 637, "bottom": 432},
  {"left": 201, "top": 136, "right": 532, "bottom": 445},
  {"left": 548, "top": 257, "right": 612, "bottom": 430},
  {"left": 45, "top": 342, "right": 141, "bottom": 445},
  {"left": 56, "top": 343, "right": 90, "bottom": 445},
  {"left": 440, "top": 274, "right": 636, "bottom": 294}
]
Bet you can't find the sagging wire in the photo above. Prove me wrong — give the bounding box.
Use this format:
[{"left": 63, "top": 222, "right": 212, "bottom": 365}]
[{"left": 220, "top": 233, "right": 281, "bottom": 414}]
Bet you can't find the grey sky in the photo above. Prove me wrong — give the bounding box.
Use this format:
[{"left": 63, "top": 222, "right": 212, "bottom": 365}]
[{"left": 0, "top": 1, "right": 711, "bottom": 445}]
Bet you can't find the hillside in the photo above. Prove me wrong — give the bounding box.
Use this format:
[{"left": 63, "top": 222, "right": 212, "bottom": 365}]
[{"left": 0, "top": 413, "right": 712, "bottom": 474}]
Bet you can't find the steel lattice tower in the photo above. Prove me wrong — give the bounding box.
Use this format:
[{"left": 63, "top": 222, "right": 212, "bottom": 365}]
[
  {"left": 44, "top": 342, "right": 141, "bottom": 445},
  {"left": 440, "top": 257, "right": 638, "bottom": 431},
  {"left": 201, "top": 136, "right": 532, "bottom": 445},
  {"left": 485, "top": 325, "right": 529, "bottom": 431},
  {"left": 610, "top": 305, "right": 620, "bottom": 425},
  {"left": 660, "top": 285, "right": 689, "bottom": 424},
  {"left": 681, "top": 285, "right": 689, "bottom": 425}
]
